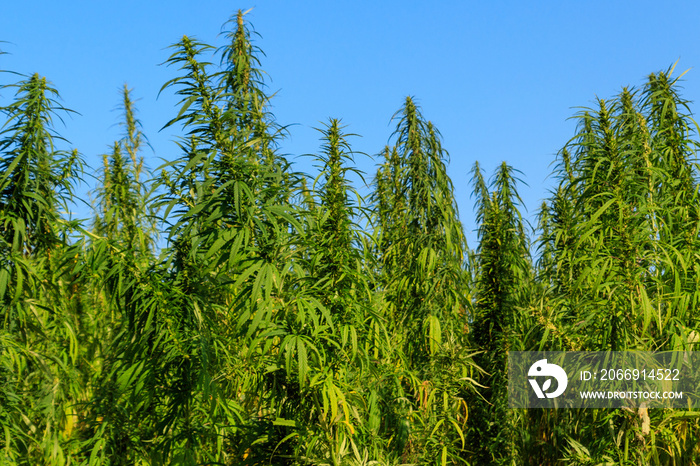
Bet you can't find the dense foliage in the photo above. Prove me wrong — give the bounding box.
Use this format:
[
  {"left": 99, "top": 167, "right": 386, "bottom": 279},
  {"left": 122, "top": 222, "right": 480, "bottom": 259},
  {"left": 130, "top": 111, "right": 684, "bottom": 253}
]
[{"left": 2, "top": 11, "right": 700, "bottom": 465}]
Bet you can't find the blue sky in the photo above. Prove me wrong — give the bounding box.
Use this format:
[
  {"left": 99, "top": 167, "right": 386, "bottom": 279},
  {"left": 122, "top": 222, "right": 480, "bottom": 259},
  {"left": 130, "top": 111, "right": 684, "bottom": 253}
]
[{"left": 2, "top": 1, "right": 700, "bottom": 247}]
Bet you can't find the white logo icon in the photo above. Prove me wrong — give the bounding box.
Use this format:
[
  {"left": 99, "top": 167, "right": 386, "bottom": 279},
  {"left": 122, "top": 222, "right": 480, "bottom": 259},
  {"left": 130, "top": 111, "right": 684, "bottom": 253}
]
[{"left": 528, "top": 359, "right": 568, "bottom": 399}]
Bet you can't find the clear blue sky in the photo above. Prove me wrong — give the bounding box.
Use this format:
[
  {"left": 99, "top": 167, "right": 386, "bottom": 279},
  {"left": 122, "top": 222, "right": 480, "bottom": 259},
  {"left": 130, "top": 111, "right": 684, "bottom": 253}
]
[{"left": 3, "top": 1, "right": 700, "bottom": 248}]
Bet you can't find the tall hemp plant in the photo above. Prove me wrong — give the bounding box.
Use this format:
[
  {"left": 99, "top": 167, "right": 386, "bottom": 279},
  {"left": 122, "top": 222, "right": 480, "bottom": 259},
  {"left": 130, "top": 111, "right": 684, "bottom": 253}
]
[
  {"left": 83, "top": 84, "right": 162, "bottom": 464},
  {"left": 466, "top": 161, "right": 530, "bottom": 465},
  {"left": 523, "top": 65, "right": 700, "bottom": 465},
  {"left": 119, "top": 10, "right": 307, "bottom": 464},
  {"left": 276, "top": 119, "right": 377, "bottom": 464},
  {"left": 373, "top": 97, "right": 474, "bottom": 465},
  {"left": 0, "top": 73, "right": 84, "bottom": 464}
]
